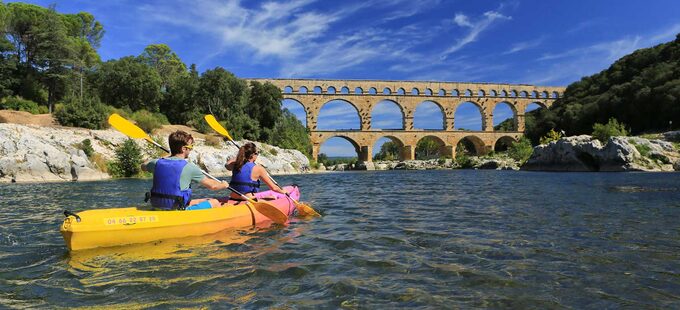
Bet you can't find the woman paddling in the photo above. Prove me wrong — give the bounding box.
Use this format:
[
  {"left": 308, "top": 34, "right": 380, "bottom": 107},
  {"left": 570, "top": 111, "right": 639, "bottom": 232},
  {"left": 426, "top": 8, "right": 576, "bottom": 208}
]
[{"left": 225, "top": 142, "right": 288, "bottom": 201}]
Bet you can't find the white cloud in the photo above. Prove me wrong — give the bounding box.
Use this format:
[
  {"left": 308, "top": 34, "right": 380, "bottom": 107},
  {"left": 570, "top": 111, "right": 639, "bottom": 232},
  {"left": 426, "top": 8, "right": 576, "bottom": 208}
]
[
  {"left": 502, "top": 36, "right": 546, "bottom": 55},
  {"left": 454, "top": 13, "right": 473, "bottom": 28},
  {"left": 441, "top": 11, "right": 512, "bottom": 59}
]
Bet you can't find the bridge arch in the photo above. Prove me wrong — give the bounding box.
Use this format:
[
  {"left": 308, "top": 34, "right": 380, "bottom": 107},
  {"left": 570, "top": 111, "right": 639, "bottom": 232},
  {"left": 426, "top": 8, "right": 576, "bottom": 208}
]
[
  {"left": 494, "top": 135, "right": 517, "bottom": 152},
  {"left": 415, "top": 135, "right": 452, "bottom": 159},
  {"left": 414, "top": 100, "right": 445, "bottom": 130},
  {"left": 372, "top": 136, "right": 406, "bottom": 161},
  {"left": 454, "top": 101, "right": 484, "bottom": 131},
  {"left": 454, "top": 135, "right": 487, "bottom": 156},
  {"left": 493, "top": 101, "right": 518, "bottom": 131},
  {"left": 281, "top": 98, "right": 308, "bottom": 127},
  {"left": 371, "top": 99, "right": 405, "bottom": 130},
  {"left": 315, "top": 135, "right": 361, "bottom": 164},
  {"left": 318, "top": 99, "right": 361, "bottom": 130}
]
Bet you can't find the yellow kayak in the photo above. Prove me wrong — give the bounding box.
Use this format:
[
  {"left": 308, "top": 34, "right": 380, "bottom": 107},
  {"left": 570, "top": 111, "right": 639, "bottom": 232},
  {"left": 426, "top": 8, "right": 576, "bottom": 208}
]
[{"left": 60, "top": 187, "right": 299, "bottom": 251}]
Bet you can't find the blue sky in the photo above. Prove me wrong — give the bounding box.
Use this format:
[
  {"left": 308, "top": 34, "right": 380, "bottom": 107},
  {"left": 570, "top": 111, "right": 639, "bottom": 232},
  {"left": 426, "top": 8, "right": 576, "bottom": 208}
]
[{"left": 14, "top": 0, "right": 680, "bottom": 156}]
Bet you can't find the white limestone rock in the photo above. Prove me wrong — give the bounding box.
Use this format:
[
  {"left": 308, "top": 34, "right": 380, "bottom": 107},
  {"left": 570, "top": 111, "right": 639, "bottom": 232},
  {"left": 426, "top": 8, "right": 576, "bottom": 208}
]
[
  {"left": 0, "top": 123, "right": 312, "bottom": 183},
  {"left": 522, "top": 135, "right": 680, "bottom": 172}
]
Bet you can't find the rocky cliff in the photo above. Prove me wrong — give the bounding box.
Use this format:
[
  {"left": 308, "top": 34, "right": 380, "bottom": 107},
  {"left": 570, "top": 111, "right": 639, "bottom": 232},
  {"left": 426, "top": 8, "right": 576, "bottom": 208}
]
[
  {"left": 522, "top": 135, "right": 680, "bottom": 172},
  {"left": 0, "top": 123, "right": 310, "bottom": 183}
]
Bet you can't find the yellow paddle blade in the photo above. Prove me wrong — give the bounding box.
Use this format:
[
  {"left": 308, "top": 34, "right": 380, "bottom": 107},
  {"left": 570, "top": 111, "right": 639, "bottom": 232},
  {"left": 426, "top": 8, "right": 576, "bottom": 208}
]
[
  {"left": 108, "top": 113, "right": 150, "bottom": 140},
  {"left": 204, "top": 114, "right": 234, "bottom": 141},
  {"left": 248, "top": 201, "right": 288, "bottom": 225},
  {"left": 296, "top": 201, "right": 321, "bottom": 217}
]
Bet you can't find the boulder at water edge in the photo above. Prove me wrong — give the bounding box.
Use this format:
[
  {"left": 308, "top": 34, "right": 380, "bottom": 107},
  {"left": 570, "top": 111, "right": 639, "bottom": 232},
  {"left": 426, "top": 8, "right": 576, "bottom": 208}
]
[{"left": 522, "top": 135, "right": 679, "bottom": 172}]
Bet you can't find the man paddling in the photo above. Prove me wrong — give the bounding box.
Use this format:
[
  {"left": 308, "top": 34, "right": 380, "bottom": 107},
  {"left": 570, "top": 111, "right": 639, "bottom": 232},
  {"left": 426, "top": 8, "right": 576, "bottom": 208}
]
[{"left": 141, "top": 130, "right": 228, "bottom": 210}]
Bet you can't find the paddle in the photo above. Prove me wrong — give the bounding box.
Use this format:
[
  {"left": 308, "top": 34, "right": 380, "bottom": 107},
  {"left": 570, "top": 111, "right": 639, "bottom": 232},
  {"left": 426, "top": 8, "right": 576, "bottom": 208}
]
[
  {"left": 107, "top": 113, "right": 288, "bottom": 224},
  {"left": 203, "top": 114, "right": 321, "bottom": 217}
]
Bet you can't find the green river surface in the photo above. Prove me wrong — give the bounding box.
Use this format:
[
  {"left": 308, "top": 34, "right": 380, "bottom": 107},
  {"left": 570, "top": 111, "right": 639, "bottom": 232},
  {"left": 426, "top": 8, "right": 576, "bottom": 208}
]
[{"left": 1, "top": 170, "right": 680, "bottom": 308}]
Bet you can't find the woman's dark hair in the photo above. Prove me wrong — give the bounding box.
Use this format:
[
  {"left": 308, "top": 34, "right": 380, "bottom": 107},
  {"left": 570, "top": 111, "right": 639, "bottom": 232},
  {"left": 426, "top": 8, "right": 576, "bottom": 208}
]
[{"left": 234, "top": 142, "right": 258, "bottom": 172}]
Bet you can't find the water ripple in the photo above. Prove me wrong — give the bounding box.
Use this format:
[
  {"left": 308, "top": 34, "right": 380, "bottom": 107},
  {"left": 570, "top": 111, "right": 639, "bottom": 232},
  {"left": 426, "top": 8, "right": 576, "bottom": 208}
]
[{"left": 1, "top": 171, "right": 680, "bottom": 307}]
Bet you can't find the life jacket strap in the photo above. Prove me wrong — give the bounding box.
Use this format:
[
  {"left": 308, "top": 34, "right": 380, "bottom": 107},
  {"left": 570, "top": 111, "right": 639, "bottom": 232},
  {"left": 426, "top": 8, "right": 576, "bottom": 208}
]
[
  {"left": 145, "top": 191, "right": 186, "bottom": 210},
  {"left": 229, "top": 181, "right": 261, "bottom": 188}
]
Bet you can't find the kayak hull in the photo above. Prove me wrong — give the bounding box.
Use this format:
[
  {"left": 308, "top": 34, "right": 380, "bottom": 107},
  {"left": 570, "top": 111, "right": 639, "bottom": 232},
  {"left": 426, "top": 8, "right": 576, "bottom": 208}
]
[{"left": 61, "top": 186, "right": 299, "bottom": 251}]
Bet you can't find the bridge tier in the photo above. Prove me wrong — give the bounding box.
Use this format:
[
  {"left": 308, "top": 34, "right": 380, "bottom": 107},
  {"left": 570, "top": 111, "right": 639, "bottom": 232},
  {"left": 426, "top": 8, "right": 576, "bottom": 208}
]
[{"left": 247, "top": 79, "right": 566, "bottom": 161}]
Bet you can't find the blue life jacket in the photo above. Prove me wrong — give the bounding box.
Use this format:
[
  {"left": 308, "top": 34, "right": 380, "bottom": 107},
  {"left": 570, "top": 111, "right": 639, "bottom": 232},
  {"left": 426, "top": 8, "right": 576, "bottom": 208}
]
[
  {"left": 146, "top": 158, "right": 192, "bottom": 210},
  {"left": 230, "top": 162, "right": 260, "bottom": 194}
]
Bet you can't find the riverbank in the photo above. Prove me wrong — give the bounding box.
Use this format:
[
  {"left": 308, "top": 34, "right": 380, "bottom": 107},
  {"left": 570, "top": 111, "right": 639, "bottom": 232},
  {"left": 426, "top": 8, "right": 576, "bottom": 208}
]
[
  {"left": 0, "top": 119, "right": 310, "bottom": 183},
  {"left": 2, "top": 110, "right": 678, "bottom": 182},
  {"left": 322, "top": 133, "right": 680, "bottom": 172}
]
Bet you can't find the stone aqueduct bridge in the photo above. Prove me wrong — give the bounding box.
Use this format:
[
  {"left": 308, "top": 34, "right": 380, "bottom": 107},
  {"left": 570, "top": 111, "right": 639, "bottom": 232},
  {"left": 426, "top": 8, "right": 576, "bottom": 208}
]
[{"left": 250, "top": 79, "right": 566, "bottom": 162}]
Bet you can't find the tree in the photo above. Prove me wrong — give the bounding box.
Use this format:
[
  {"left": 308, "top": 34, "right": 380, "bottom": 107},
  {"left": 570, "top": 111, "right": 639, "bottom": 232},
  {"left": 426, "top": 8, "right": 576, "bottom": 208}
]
[
  {"left": 163, "top": 63, "right": 199, "bottom": 124},
  {"left": 109, "top": 139, "right": 143, "bottom": 177},
  {"left": 270, "top": 109, "right": 311, "bottom": 157},
  {"left": 196, "top": 67, "right": 248, "bottom": 121},
  {"left": 528, "top": 34, "right": 680, "bottom": 139},
  {"left": 34, "top": 6, "right": 73, "bottom": 112},
  {"left": 61, "top": 12, "right": 103, "bottom": 102},
  {"left": 373, "top": 141, "right": 400, "bottom": 160},
  {"left": 93, "top": 56, "right": 162, "bottom": 112},
  {"left": 592, "top": 118, "right": 629, "bottom": 143},
  {"left": 248, "top": 81, "right": 283, "bottom": 132},
  {"left": 139, "top": 44, "right": 187, "bottom": 92},
  {"left": 507, "top": 137, "right": 533, "bottom": 164},
  {"left": 415, "top": 137, "right": 441, "bottom": 160},
  {"left": 54, "top": 95, "right": 108, "bottom": 129},
  {"left": 5, "top": 3, "right": 73, "bottom": 110},
  {"left": 61, "top": 12, "right": 104, "bottom": 48}
]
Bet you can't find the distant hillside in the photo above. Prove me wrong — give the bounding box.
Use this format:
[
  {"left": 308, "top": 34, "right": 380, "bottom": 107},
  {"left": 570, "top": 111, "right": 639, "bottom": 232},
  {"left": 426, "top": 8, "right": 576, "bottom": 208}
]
[{"left": 525, "top": 33, "right": 680, "bottom": 143}]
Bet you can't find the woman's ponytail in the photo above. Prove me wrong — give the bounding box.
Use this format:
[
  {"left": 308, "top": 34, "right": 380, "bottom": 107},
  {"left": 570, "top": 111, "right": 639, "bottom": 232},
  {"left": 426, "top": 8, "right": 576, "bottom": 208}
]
[{"left": 234, "top": 142, "right": 258, "bottom": 173}]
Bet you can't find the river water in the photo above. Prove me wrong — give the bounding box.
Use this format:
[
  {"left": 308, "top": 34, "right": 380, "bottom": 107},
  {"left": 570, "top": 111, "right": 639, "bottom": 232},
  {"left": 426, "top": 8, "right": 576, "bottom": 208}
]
[{"left": 1, "top": 170, "right": 679, "bottom": 308}]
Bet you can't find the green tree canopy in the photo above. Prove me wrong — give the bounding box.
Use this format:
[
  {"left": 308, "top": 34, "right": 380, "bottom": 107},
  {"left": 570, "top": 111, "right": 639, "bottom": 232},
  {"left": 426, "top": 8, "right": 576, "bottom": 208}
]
[
  {"left": 92, "top": 56, "right": 162, "bottom": 111},
  {"left": 248, "top": 81, "right": 283, "bottom": 140},
  {"left": 527, "top": 34, "right": 680, "bottom": 142},
  {"left": 269, "top": 109, "right": 311, "bottom": 157},
  {"left": 373, "top": 141, "right": 400, "bottom": 160},
  {"left": 416, "top": 137, "right": 442, "bottom": 160},
  {"left": 139, "top": 44, "right": 187, "bottom": 92}
]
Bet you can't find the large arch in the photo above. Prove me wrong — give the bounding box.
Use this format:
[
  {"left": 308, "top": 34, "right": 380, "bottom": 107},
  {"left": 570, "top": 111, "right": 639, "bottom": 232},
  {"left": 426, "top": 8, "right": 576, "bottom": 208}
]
[
  {"left": 371, "top": 99, "right": 405, "bottom": 130},
  {"left": 414, "top": 100, "right": 445, "bottom": 130},
  {"left": 372, "top": 136, "right": 406, "bottom": 161},
  {"left": 415, "top": 135, "right": 451, "bottom": 159},
  {"left": 455, "top": 135, "right": 487, "bottom": 156},
  {"left": 494, "top": 136, "right": 517, "bottom": 152},
  {"left": 493, "top": 101, "right": 518, "bottom": 131},
  {"left": 454, "top": 101, "right": 483, "bottom": 131},
  {"left": 316, "top": 135, "right": 361, "bottom": 166},
  {"left": 281, "top": 98, "right": 307, "bottom": 127},
  {"left": 317, "top": 99, "right": 361, "bottom": 130}
]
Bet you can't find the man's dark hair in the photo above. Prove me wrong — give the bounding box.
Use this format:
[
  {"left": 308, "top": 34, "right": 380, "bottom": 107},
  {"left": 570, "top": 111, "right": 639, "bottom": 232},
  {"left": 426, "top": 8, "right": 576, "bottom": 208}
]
[{"left": 168, "top": 130, "right": 193, "bottom": 155}]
